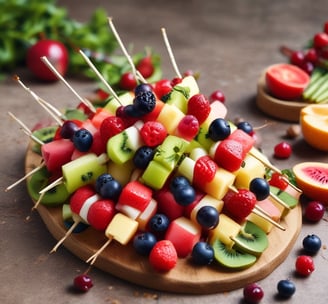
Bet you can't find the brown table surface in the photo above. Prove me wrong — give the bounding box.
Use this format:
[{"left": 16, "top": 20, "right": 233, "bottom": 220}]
[{"left": 1, "top": 0, "right": 328, "bottom": 303}]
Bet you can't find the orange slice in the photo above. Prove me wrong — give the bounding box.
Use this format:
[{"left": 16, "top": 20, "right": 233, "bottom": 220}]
[{"left": 300, "top": 104, "right": 328, "bottom": 151}]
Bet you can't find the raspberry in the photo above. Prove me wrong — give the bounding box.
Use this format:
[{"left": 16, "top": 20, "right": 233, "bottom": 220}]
[
  {"left": 140, "top": 121, "right": 167, "bottom": 147},
  {"left": 187, "top": 93, "right": 211, "bottom": 124},
  {"left": 99, "top": 116, "right": 125, "bottom": 144},
  {"left": 295, "top": 255, "right": 315, "bottom": 276},
  {"left": 176, "top": 115, "right": 199, "bottom": 141},
  {"left": 149, "top": 240, "right": 178, "bottom": 272}
]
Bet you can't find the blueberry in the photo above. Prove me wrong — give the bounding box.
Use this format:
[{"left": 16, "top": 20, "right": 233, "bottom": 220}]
[
  {"left": 72, "top": 128, "right": 93, "bottom": 152},
  {"left": 133, "top": 146, "right": 155, "bottom": 169},
  {"left": 237, "top": 121, "right": 253, "bottom": 134},
  {"left": 96, "top": 173, "right": 122, "bottom": 201},
  {"left": 169, "top": 176, "right": 191, "bottom": 192},
  {"left": 123, "top": 104, "right": 144, "bottom": 118},
  {"left": 277, "top": 279, "right": 296, "bottom": 298},
  {"left": 249, "top": 177, "right": 270, "bottom": 201},
  {"left": 191, "top": 242, "right": 214, "bottom": 265},
  {"left": 149, "top": 213, "right": 170, "bottom": 233},
  {"left": 196, "top": 206, "right": 219, "bottom": 229},
  {"left": 134, "top": 83, "right": 153, "bottom": 96},
  {"left": 302, "top": 234, "right": 322, "bottom": 255},
  {"left": 208, "top": 118, "right": 231, "bottom": 141},
  {"left": 171, "top": 185, "right": 196, "bottom": 206},
  {"left": 133, "top": 232, "right": 157, "bottom": 256}
]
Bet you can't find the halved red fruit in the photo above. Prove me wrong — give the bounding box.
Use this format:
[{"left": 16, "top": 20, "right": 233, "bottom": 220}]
[
  {"left": 293, "top": 162, "right": 328, "bottom": 205},
  {"left": 265, "top": 63, "right": 310, "bottom": 100}
]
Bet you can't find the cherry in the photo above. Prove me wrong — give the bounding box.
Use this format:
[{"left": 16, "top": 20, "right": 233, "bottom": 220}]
[
  {"left": 136, "top": 56, "right": 154, "bottom": 78},
  {"left": 304, "top": 48, "right": 318, "bottom": 64},
  {"left": 119, "top": 72, "right": 137, "bottom": 90},
  {"left": 300, "top": 61, "right": 314, "bottom": 75},
  {"left": 290, "top": 50, "right": 305, "bottom": 66},
  {"left": 176, "top": 114, "right": 199, "bottom": 141},
  {"left": 209, "top": 89, "right": 225, "bottom": 103},
  {"left": 243, "top": 283, "right": 264, "bottom": 304},
  {"left": 153, "top": 79, "right": 172, "bottom": 100},
  {"left": 313, "top": 32, "right": 328, "bottom": 49},
  {"left": 73, "top": 274, "right": 93, "bottom": 292},
  {"left": 324, "top": 21, "right": 328, "bottom": 34},
  {"left": 295, "top": 255, "right": 315, "bottom": 276},
  {"left": 273, "top": 141, "right": 292, "bottom": 159},
  {"left": 26, "top": 39, "right": 69, "bottom": 81},
  {"left": 304, "top": 201, "right": 325, "bottom": 222}
]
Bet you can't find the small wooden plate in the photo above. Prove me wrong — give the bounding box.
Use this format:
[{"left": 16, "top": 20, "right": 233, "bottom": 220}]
[
  {"left": 256, "top": 75, "right": 309, "bottom": 122},
  {"left": 25, "top": 143, "right": 302, "bottom": 294}
]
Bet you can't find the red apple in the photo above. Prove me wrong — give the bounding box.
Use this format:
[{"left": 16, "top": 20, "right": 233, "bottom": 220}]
[{"left": 26, "top": 39, "right": 69, "bottom": 81}]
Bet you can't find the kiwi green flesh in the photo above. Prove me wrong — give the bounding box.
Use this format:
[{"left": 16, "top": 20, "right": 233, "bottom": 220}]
[
  {"left": 269, "top": 186, "right": 298, "bottom": 208},
  {"left": 233, "top": 221, "right": 268, "bottom": 256},
  {"left": 31, "top": 126, "right": 58, "bottom": 154},
  {"left": 27, "top": 166, "right": 69, "bottom": 206},
  {"left": 212, "top": 239, "right": 257, "bottom": 269}
]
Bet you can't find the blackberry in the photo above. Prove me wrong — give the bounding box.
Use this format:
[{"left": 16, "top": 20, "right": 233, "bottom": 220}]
[{"left": 133, "top": 91, "right": 156, "bottom": 115}]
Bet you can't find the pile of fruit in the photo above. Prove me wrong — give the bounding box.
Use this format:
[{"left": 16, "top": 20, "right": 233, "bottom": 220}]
[{"left": 9, "top": 18, "right": 314, "bottom": 296}]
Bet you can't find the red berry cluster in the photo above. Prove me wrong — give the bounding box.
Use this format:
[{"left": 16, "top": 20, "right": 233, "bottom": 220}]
[{"left": 282, "top": 21, "right": 328, "bottom": 75}]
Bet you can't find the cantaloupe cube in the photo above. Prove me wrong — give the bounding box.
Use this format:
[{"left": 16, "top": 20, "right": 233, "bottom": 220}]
[
  {"left": 209, "top": 214, "right": 241, "bottom": 249},
  {"left": 234, "top": 154, "right": 266, "bottom": 189}
]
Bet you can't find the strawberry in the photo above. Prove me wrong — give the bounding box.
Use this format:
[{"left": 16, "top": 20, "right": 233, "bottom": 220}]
[
  {"left": 193, "top": 155, "right": 217, "bottom": 189},
  {"left": 140, "top": 121, "right": 167, "bottom": 147},
  {"left": 223, "top": 189, "right": 256, "bottom": 222},
  {"left": 149, "top": 240, "right": 178, "bottom": 272},
  {"left": 187, "top": 93, "right": 211, "bottom": 124}
]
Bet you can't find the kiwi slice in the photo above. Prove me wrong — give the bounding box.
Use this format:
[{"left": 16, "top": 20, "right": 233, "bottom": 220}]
[
  {"left": 212, "top": 239, "right": 257, "bottom": 269},
  {"left": 270, "top": 186, "right": 298, "bottom": 208},
  {"left": 233, "top": 221, "right": 268, "bottom": 256},
  {"left": 27, "top": 166, "right": 69, "bottom": 206},
  {"left": 31, "top": 126, "right": 58, "bottom": 153}
]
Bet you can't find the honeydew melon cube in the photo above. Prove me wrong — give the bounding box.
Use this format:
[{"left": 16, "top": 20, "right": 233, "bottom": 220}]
[
  {"left": 234, "top": 154, "right": 266, "bottom": 189},
  {"left": 141, "top": 160, "right": 172, "bottom": 190},
  {"left": 195, "top": 122, "right": 214, "bottom": 151},
  {"left": 107, "top": 126, "right": 143, "bottom": 164},
  {"left": 177, "top": 156, "right": 195, "bottom": 183},
  {"left": 203, "top": 168, "right": 235, "bottom": 200},
  {"left": 105, "top": 213, "right": 139, "bottom": 245},
  {"left": 62, "top": 153, "right": 107, "bottom": 193},
  {"left": 209, "top": 214, "right": 241, "bottom": 249},
  {"left": 156, "top": 103, "right": 185, "bottom": 134},
  {"left": 166, "top": 88, "right": 188, "bottom": 113},
  {"left": 180, "top": 75, "right": 200, "bottom": 97},
  {"left": 104, "top": 91, "right": 134, "bottom": 114},
  {"left": 153, "top": 135, "right": 189, "bottom": 170}
]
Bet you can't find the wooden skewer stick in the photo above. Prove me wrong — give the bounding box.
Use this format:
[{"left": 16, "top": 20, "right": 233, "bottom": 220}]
[
  {"left": 86, "top": 236, "right": 113, "bottom": 265},
  {"left": 108, "top": 17, "right": 140, "bottom": 83},
  {"left": 40, "top": 56, "right": 96, "bottom": 113},
  {"left": 248, "top": 149, "right": 302, "bottom": 193},
  {"left": 161, "top": 27, "right": 182, "bottom": 79},
  {"left": 50, "top": 220, "right": 81, "bottom": 253},
  {"left": 78, "top": 49, "right": 122, "bottom": 105},
  {"left": 5, "top": 162, "right": 45, "bottom": 192},
  {"left": 7, "top": 112, "right": 44, "bottom": 146},
  {"left": 39, "top": 176, "right": 64, "bottom": 195},
  {"left": 14, "top": 75, "right": 64, "bottom": 125},
  {"left": 31, "top": 191, "right": 46, "bottom": 211}
]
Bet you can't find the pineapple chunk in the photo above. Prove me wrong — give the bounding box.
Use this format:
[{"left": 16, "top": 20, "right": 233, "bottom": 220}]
[{"left": 156, "top": 104, "right": 185, "bottom": 134}]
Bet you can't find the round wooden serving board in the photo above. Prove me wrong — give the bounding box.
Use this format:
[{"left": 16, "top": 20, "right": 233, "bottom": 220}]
[
  {"left": 256, "top": 74, "right": 309, "bottom": 122},
  {"left": 25, "top": 143, "right": 302, "bottom": 294}
]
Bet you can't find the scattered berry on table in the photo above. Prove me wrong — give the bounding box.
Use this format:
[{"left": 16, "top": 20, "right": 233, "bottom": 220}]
[
  {"left": 295, "top": 255, "right": 315, "bottom": 276},
  {"left": 243, "top": 283, "right": 264, "bottom": 304},
  {"left": 273, "top": 141, "right": 292, "bottom": 159},
  {"left": 302, "top": 234, "right": 322, "bottom": 255},
  {"left": 303, "top": 201, "right": 325, "bottom": 222},
  {"left": 277, "top": 279, "right": 296, "bottom": 298},
  {"left": 73, "top": 274, "right": 93, "bottom": 292}
]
